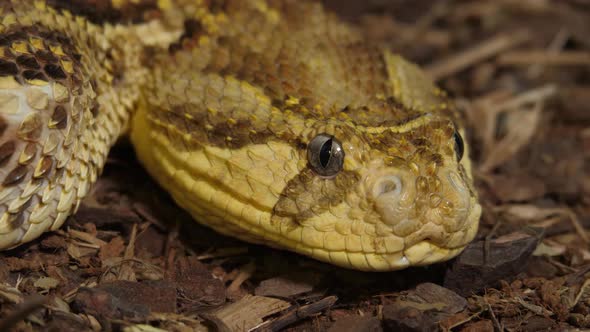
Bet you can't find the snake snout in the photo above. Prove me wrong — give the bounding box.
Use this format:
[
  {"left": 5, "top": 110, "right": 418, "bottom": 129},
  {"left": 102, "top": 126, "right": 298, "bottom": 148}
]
[{"left": 369, "top": 168, "right": 478, "bottom": 244}]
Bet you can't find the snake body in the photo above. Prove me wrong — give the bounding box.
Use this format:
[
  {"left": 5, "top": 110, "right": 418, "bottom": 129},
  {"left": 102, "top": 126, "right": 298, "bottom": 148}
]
[{"left": 0, "top": 0, "right": 481, "bottom": 271}]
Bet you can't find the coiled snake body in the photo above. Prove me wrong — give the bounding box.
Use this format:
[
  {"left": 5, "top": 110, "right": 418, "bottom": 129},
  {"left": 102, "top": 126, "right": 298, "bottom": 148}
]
[{"left": 0, "top": 0, "right": 481, "bottom": 271}]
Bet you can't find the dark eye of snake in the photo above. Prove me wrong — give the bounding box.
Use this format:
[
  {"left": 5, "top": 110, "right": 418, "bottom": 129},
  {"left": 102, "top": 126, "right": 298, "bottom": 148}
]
[
  {"left": 308, "top": 134, "right": 345, "bottom": 177},
  {"left": 454, "top": 131, "right": 465, "bottom": 161}
]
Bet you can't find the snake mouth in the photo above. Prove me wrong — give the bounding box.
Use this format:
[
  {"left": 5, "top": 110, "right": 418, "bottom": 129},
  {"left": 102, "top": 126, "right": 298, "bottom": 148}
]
[{"left": 400, "top": 198, "right": 481, "bottom": 266}]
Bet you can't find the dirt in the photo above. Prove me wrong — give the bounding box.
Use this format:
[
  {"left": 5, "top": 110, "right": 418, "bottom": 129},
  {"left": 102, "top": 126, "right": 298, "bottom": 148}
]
[{"left": 1, "top": 1, "right": 589, "bottom": 331}]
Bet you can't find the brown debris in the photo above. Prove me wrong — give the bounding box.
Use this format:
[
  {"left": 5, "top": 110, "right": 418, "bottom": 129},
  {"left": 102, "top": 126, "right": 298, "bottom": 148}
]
[
  {"left": 382, "top": 283, "right": 467, "bottom": 332},
  {"left": 485, "top": 172, "right": 547, "bottom": 202},
  {"left": 327, "top": 315, "right": 382, "bottom": 332},
  {"left": 72, "top": 285, "right": 150, "bottom": 320},
  {"left": 460, "top": 319, "right": 494, "bottom": 332},
  {"left": 98, "top": 236, "right": 125, "bottom": 261},
  {"left": 72, "top": 280, "right": 177, "bottom": 320},
  {"left": 254, "top": 272, "right": 321, "bottom": 298},
  {"left": 168, "top": 256, "right": 225, "bottom": 311},
  {"left": 0, "top": 296, "right": 46, "bottom": 331},
  {"left": 205, "top": 295, "right": 291, "bottom": 332},
  {"left": 444, "top": 229, "right": 544, "bottom": 296}
]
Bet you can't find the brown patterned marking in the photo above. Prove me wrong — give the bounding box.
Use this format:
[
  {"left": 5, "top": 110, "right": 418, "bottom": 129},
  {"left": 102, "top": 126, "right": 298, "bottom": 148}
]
[
  {"left": 272, "top": 168, "right": 361, "bottom": 224},
  {"left": 412, "top": 138, "right": 432, "bottom": 148},
  {"left": 191, "top": 1, "right": 422, "bottom": 127},
  {"left": 46, "top": 0, "right": 160, "bottom": 25},
  {"left": 1, "top": 26, "right": 83, "bottom": 89},
  {"left": 16, "top": 55, "right": 41, "bottom": 70},
  {"left": 0, "top": 30, "right": 29, "bottom": 46},
  {"left": 0, "top": 141, "right": 15, "bottom": 166},
  {"left": 35, "top": 50, "right": 59, "bottom": 64},
  {"left": 0, "top": 59, "right": 18, "bottom": 76},
  {"left": 3, "top": 164, "right": 28, "bottom": 186},
  {"left": 7, "top": 213, "right": 24, "bottom": 230},
  {"left": 154, "top": 103, "right": 280, "bottom": 150},
  {"left": 34, "top": 156, "right": 53, "bottom": 178},
  {"left": 22, "top": 70, "right": 47, "bottom": 82},
  {"left": 51, "top": 105, "right": 68, "bottom": 129},
  {"left": 19, "top": 143, "right": 37, "bottom": 164},
  {"left": 339, "top": 103, "right": 424, "bottom": 128},
  {"left": 44, "top": 64, "right": 67, "bottom": 80},
  {"left": 0, "top": 116, "right": 6, "bottom": 137},
  {"left": 169, "top": 19, "right": 205, "bottom": 53}
]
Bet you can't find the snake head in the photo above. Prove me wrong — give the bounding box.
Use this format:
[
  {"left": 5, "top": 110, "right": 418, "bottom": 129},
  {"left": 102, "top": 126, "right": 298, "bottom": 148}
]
[
  {"left": 271, "top": 112, "right": 481, "bottom": 271},
  {"left": 358, "top": 115, "right": 481, "bottom": 269}
]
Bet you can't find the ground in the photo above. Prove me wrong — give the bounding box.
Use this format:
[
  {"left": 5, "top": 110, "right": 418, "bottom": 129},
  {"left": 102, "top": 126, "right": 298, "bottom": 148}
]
[{"left": 1, "top": 0, "right": 589, "bottom": 331}]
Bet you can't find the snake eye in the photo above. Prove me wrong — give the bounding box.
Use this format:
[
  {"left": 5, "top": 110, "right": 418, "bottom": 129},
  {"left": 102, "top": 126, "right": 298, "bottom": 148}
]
[
  {"left": 453, "top": 131, "right": 464, "bottom": 161},
  {"left": 308, "top": 134, "right": 344, "bottom": 177}
]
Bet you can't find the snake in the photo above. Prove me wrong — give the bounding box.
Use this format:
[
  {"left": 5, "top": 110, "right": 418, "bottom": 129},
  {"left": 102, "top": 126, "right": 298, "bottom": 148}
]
[{"left": 0, "top": 0, "right": 481, "bottom": 271}]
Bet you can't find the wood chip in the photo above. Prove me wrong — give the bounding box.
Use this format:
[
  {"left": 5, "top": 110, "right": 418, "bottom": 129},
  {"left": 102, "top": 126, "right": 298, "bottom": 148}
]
[
  {"left": 255, "top": 272, "right": 321, "bottom": 298},
  {"left": 382, "top": 283, "right": 467, "bottom": 332},
  {"left": 206, "top": 295, "right": 291, "bottom": 332}
]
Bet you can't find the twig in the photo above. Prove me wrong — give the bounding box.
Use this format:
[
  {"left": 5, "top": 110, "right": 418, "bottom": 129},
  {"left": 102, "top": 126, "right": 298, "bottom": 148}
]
[
  {"left": 426, "top": 30, "right": 530, "bottom": 80},
  {"left": 227, "top": 262, "right": 256, "bottom": 294},
  {"left": 488, "top": 84, "right": 557, "bottom": 113},
  {"left": 118, "top": 223, "right": 138, "bottom": 281},
  {"left": 485, "top": 300, "right": 503, "bottom": 332},
  {"left": 442, "top": 310, "right": 483, "bottom": 331},
  {"left": 565, "top": 209, "right": 590, "bottom": 243},
  {"left": 254, "top": 296, "right": 338, "bottom": 332},
  {"left": 515, "top": 296, "right": 554, "bottom": 316},
  {"left": 498, "top": 51, "right": 590, "bottom": 66},
  {"left": 571, "top": 278, "right": 590, "bottom": 308}
]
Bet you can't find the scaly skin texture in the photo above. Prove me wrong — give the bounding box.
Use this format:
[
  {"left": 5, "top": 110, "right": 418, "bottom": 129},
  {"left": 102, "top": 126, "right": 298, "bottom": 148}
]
[{"left": 0, "top": 0, "right": 481, "bottom": 271}]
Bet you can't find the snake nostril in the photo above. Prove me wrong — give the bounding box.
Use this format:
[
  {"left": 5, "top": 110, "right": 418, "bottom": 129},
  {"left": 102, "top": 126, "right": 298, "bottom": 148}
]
[{"left": 372, "top": 176, "right": 402, "bottom": 198}]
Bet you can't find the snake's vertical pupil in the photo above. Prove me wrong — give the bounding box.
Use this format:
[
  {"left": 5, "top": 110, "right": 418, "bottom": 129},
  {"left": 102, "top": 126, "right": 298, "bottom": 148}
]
[
  {"left": 319, "top": 139, "right": 332, "bottom": 168},
  {"left": 308, "top": 134, "right": 344, "bottom": 177},
  {"left": 454, "top": 131, "right": 464, "bottom": 161}
]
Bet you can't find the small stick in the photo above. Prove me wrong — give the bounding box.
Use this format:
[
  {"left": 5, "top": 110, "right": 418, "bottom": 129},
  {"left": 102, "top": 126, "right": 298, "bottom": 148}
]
[
  {"left": 226, "top": 262, "right": 256, "bottom": 294},
  {"left": 426, "top": 30, "right": 530, "bottom": 80},
  {"left": 492, "top": 84, "right": 557, "bottom": 113},
  {"left": 498, "top": 51, "right": 590, "bottom": 66}
]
